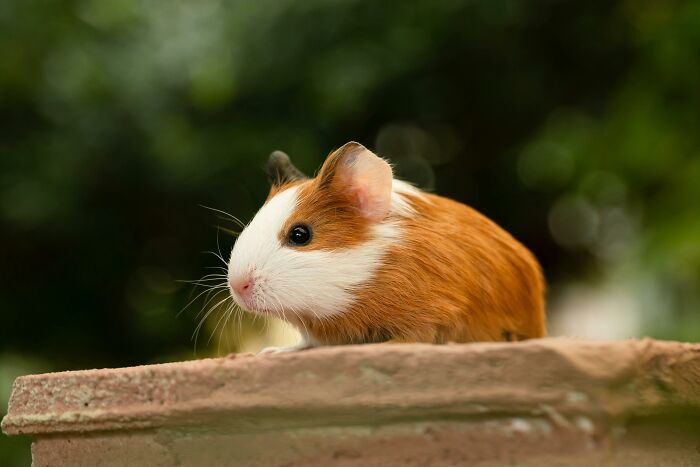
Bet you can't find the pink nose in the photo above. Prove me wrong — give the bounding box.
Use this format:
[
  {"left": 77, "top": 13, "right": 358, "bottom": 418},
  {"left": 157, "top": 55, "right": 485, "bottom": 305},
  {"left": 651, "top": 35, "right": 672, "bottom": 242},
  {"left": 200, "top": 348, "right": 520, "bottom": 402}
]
[{"left": 230, "top": 275, "right": 254, "bottom": 298}]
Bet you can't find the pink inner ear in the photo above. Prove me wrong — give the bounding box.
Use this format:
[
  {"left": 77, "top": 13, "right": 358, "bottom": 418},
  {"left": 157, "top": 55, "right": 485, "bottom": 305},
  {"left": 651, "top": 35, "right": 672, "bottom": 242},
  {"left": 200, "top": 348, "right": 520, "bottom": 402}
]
[
  {"left": 353, "top": 185, "right": 374, "bottom": 219},
  {"left": 346, "top": 154, "right": 393, "bottom": 222}
]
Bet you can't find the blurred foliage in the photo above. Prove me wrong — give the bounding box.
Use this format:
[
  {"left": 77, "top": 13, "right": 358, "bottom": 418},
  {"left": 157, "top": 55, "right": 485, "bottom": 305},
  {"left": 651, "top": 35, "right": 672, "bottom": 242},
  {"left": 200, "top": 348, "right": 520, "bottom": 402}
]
[{"left": 1, "top": 0, "right": 699, "bottom": 464}]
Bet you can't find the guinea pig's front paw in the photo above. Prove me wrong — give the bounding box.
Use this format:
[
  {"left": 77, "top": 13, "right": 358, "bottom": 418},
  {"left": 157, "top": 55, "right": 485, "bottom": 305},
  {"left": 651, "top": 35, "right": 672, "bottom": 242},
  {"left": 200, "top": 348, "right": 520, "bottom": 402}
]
[
  {"left": 257, "top": 346, "right": 293, "bottom": 355},
  {"left": 257, "top": 343, "right": 312, "bottom": 355}
]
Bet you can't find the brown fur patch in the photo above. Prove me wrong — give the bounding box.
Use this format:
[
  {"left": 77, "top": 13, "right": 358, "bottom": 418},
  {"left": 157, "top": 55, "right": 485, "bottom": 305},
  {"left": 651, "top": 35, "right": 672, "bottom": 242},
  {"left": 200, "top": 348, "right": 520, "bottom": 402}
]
[
  {"left": 271, "top": 146, "right": 381, "bottom": 251},
  {"left": 292, "top": 191, "right": 546, "bottom": 344},
  {"left": 276, "top": 177, "right": 373, "bottom": 251},
  {"left": 265, "top": 180, "right": 306, "bottom": 203}
]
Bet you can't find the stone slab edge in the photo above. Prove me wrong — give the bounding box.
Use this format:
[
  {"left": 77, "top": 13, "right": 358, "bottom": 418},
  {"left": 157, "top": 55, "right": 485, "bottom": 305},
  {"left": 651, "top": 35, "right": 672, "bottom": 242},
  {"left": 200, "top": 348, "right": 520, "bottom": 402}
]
[{"left": 3, "top": 338, "right": 700, "bottom": 436}]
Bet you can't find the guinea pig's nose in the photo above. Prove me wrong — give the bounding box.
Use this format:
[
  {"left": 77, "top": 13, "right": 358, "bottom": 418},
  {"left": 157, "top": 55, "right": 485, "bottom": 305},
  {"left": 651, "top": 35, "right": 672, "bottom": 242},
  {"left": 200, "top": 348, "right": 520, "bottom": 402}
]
[{"left": 230, "top": 275, "right": 254, "bottom": 298}]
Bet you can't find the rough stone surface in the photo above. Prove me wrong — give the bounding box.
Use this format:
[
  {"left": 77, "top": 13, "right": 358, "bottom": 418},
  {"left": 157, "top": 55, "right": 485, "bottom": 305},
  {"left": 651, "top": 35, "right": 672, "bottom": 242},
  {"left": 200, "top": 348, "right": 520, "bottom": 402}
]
[{"left": 3, "top": 338, "right": 700, "bottom": 466}]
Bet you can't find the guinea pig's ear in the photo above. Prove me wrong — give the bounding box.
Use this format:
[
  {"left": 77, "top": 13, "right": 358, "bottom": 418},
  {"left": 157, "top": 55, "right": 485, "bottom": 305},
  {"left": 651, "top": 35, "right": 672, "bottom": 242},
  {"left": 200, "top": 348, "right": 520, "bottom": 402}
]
[
  {"left": 318, "top": 142, "right": 393, "bottom": 222},
  {"left": 266, "top": 150, "right": 307, "bottom": 186}
]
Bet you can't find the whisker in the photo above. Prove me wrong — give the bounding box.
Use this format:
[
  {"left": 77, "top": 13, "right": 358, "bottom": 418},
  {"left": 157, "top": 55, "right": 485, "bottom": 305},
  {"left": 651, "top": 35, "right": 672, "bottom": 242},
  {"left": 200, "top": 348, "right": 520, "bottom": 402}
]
[
  {"left": 193, "top": 294, "right": 232, "bottom": 351},
  {"left": 202, "top": 250, "right": 228, "bottom": 267},
  {"left": 177, "top": 277, "right": 228, "bottom": 286},
  {"left": 177, "top": 282, "right": 228, "bottom": 318},
  {"left": 271, "top": 293, "right": 309, "bottom": 343},
  {"left": 216, "top": 225, "right": 224, "bottom": 266},
  {"left": 219, "top": 304, "right": 234, "bottom": 355},
  {"left": 235, "top": 305, "right": 244, "bottom": 347},
  {"left": 194, "top": 287, "right": 229, "bottom": 320},
  {"left": 198, "top": 204, "right": 246, "bottom": 229},
  {"left": 177, "top": 273, "right": 227, "bottom": 283},
  {"left": 208, "top": 300, "right": 232, "bottom": 346},
  {"left": 216, "top": 225, "right": 240, "bottom": 238},
  {"left": 260, "top": 296, "right": 271, "bottom": 337}
]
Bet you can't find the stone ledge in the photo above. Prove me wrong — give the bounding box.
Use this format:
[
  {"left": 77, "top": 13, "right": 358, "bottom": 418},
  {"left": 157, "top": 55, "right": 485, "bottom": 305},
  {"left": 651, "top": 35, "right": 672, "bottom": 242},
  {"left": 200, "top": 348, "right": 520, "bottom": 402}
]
[
  {"left": 4, "top": 338, "right": 700, "bottom": 435},
  {"left": 3, "top": 338, "right": 700, "bottom": 466}
]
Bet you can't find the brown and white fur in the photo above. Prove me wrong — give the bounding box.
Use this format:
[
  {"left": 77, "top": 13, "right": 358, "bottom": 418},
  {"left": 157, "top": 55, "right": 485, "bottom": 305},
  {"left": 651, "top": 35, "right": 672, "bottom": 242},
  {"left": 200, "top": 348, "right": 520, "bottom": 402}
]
[{"left": 227, "top": 142, "right": 546, "bottom": 352}]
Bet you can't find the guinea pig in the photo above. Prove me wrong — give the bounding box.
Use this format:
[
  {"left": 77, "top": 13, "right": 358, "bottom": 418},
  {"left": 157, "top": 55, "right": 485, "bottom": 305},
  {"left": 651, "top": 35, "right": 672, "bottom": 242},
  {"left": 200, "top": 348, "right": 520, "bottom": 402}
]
[{"left": 227, "top": 142, "right": 545, "bottom": 352}]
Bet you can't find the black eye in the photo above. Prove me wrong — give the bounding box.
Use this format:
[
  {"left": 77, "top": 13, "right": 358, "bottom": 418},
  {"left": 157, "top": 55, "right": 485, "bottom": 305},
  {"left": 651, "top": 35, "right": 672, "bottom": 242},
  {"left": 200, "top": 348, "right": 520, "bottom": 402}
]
[{"left": 287, "top": 224, "right": 312, "bottom": 246}]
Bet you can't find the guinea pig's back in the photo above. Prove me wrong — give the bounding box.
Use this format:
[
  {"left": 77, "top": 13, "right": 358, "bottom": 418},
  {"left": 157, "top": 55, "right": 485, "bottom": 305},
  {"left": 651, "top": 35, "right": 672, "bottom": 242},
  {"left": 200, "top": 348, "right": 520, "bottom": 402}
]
[{"left": 382, "top": 191, "right": 546, "bottom": 342}]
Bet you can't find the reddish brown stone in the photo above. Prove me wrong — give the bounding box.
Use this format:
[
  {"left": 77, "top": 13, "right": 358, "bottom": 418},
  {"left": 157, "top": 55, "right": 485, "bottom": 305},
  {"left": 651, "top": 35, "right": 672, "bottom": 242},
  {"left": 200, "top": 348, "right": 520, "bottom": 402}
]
[{"left": 3, "top": 338, "right": 700, "bottom": 466}]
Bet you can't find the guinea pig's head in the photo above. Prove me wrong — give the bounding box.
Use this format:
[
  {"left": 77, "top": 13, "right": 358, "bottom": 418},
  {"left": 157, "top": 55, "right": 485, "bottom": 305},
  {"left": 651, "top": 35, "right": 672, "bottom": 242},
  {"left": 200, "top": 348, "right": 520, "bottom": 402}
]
[{"left": 227, "top": 142, "right": 399, "bottom": 320}]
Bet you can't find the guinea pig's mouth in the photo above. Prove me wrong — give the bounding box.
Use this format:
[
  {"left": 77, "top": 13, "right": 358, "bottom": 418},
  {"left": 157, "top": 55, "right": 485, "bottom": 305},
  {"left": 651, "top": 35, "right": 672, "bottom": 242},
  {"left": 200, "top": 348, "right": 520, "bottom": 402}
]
[
  {"left": 227, "top": 273, "right": 295, "bottom": 319},
  {"left": 228, "top": 287, "right": 274, "bottom": 316}
]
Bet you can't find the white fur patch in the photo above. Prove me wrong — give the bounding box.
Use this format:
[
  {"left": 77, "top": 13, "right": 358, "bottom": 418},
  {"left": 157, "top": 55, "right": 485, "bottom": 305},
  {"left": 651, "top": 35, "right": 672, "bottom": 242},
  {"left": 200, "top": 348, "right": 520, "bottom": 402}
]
[
  {"left": 228, "top": 180, "right": 420, "bottom": 319},
  {"left": 391, "top": 179, "right": 425, "bottom": 216}
]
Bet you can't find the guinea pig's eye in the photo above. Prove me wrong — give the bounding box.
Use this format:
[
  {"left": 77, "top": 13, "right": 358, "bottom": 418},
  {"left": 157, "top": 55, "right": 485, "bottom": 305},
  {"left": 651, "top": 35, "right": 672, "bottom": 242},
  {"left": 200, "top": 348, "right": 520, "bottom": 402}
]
[{"left": 287, "top": 224, "right": 312, "bottom": 246}]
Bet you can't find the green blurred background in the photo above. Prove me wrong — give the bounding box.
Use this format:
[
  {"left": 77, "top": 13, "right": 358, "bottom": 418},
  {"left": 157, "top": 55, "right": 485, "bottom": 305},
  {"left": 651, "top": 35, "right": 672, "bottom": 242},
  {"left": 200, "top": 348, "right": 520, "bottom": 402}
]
[{"left": 1, "top": 0, "right": 699, "bottom": 464}]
